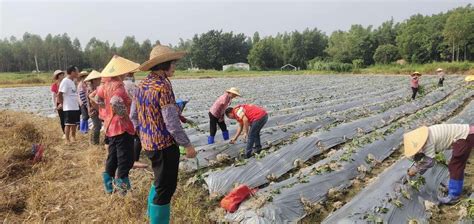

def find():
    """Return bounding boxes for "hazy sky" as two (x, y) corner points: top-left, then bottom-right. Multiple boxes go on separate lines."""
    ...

(0, 0), (472, 47)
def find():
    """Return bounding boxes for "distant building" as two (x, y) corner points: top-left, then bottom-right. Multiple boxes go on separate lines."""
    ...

(222, 63), (250, 71)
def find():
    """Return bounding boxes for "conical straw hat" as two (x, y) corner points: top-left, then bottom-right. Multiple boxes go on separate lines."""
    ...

(84, 70), (101, 81)
(225, 87), (241, 96)
(436, 68), (443, 72)
(139, 45), (186, 71)
(403, 126), (429, 157)
(101, 55), (140, 78)
(79, 71), (89, 77)
(465, 75), (474, 82)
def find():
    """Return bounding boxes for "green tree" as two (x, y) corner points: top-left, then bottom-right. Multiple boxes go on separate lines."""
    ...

(118, 36), (141, 62)
(247, 37), (283, 70)
(373, 44), (400, 64)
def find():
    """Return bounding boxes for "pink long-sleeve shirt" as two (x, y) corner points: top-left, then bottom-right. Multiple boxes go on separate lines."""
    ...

(209, 93), (232, 120)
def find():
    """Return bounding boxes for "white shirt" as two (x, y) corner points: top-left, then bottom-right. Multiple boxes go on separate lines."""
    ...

(422, 124), (470, 157)
(59, 77), (80, 111)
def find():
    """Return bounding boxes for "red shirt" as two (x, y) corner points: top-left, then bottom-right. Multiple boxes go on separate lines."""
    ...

(232, 104), (267, 123)
(411, 76), (419, 88)
(51, 82), (59, 94)
(96, 78), (135, 137)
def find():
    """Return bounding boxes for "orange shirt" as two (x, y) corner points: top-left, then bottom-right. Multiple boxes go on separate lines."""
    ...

(97, 78), (135, 137)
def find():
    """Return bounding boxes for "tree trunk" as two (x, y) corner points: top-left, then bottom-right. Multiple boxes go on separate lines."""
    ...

(452, 41), (455, 62)
(464, 45), (467, 61)
(457, 45), (460, 62)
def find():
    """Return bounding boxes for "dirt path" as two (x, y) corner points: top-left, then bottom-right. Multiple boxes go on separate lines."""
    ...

(0, 111), (213, 223)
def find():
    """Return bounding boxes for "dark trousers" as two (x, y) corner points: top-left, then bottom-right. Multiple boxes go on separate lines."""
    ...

(411, 87), (418, 100)
(105, 133), (134, 179)
(57, 109), (65, 134)
(449, 134), (474, 180)
(133, 133), (142, 162)
(146, 144), (180, 205)
(209, 112), (228, 137)
(80, 104), (89, 120)
(246, 114), (268, 157)
(438, 78), (445, 87)
(90, 115), (101, 145)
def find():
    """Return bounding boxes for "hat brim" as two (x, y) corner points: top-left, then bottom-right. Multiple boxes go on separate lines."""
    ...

(53, 72), (64, 79)
(226, 90), (241, 96)
(139, 51), (186, 71)
(403, 126), (429, 157)
(84, 71), (101, 81)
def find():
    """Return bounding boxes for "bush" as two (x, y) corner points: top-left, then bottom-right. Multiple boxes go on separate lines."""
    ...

(308, 59), (353, 72)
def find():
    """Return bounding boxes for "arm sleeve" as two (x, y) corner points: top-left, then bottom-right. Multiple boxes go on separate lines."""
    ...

(130, 100), (139, 128)
(162, 106), (191, 147)
(159, 86), (191, 147)
(414, 156), (435, 175)
(58, 81), (67, 93)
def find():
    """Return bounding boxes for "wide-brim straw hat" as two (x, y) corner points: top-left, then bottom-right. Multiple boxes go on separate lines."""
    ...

(436, 68), (443, 72)
(79, 71), (89, 77)
(53, 70), (64, 79)
(403, 126), (429, 157)
(84, 70), (101, 81)
(101, 55), (140, 78)
(226, 87), (241, 96)
(465, 75), (474, 82)
(139, 45), (186, 71)
(411, 71), (422, 76)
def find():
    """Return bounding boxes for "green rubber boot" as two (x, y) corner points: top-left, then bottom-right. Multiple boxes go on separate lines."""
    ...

(147, 184), (156, 216)
(149, 203), (170, 224)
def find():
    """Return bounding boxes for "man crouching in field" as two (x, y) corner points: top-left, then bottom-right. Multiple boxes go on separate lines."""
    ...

(226, 104), (268, 158)
(404, 124), (474, 204)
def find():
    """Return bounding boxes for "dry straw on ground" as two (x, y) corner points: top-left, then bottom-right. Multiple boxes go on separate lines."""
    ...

(0, 110), (215, 223)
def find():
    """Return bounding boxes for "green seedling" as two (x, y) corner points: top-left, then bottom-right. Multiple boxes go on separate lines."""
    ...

(409, 176), (426, 192)
(392, 199), (403, 208)
(434, 152), (447, 165)
(401, 190), (411, 200)
(462, 198), (474, 218)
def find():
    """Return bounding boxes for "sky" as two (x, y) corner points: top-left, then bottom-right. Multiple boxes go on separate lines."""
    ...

(0, 0), (472, 47)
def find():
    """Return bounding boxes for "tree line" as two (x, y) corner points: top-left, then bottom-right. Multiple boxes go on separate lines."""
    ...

(0, 5), (472, 73)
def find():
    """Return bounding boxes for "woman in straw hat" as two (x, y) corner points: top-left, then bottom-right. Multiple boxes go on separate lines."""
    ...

(207, 87), (241, 144)
(51, 70), (66, 137)
(96, 55), (139, 195)
(410, 71), (421, 100)
(404, 124), (474, 204)
(436, 68), (445, 87)
(84, 70), (102, 145)
(78, 71), (90, 134)
(136, 44), (197, 224)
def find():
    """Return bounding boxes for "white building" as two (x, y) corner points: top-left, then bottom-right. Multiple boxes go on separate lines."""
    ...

(222, 63), (250, 71)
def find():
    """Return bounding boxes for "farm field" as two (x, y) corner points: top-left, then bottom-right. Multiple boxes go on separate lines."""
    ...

(1, 74), (473, 223)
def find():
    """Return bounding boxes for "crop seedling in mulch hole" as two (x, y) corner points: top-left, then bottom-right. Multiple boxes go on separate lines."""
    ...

(409, 176), (426, 192)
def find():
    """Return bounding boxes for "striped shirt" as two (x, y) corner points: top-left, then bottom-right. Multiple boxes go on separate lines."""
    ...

(78, 81), (88, 106)
(421, 124), (470, 157)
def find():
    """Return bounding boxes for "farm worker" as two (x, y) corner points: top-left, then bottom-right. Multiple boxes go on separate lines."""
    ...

(123, 72), (148, 169)
(225, 104), (268, 158)
(51, 70), (66, 138)
(96, 55), (138, 195)
(136, 44), (197, 224)
(89, 77), (112, 150)
(58, 65), (81, 143)
(78, 70), (90, 134)
(436, 68), (445, 87)
(410, 71), (421, 100)
(404, 124), (474, 204)
(84, 70), (102, 145)
(208, 87), (241, 144)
